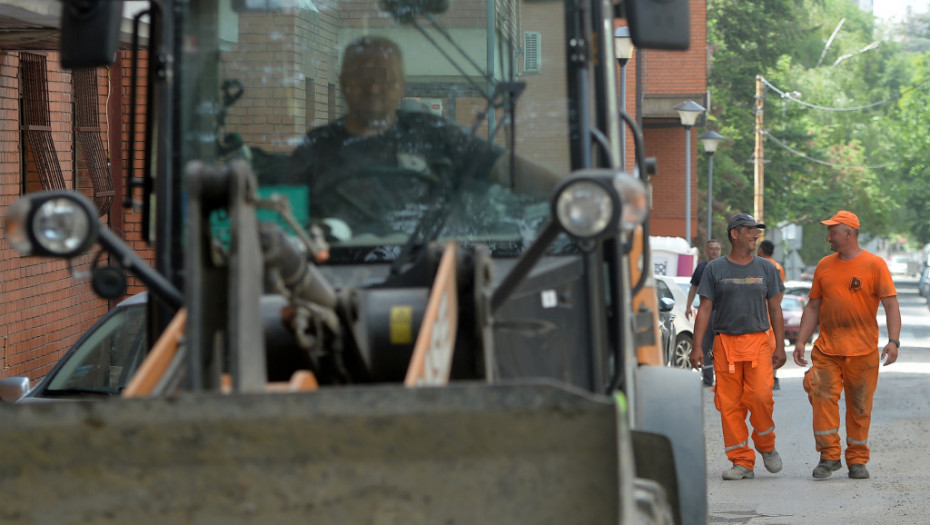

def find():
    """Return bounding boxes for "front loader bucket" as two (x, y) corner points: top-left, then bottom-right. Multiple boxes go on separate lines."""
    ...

(0, 382), (630, 524)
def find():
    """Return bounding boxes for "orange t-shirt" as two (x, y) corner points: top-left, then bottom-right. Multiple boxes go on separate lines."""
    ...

(761, 255), (785, 283)
(760, 256), (784, 347)
(808, 251), (896, 356)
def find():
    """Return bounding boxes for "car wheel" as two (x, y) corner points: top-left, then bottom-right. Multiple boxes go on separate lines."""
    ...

(672, 334), (693, 370)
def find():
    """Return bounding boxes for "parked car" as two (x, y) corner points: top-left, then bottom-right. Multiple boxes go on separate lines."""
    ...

(887, 255), (919, 277)
(655, 275), (694, 369)
(783, 280), (812, 300)
(919, 266), (930, 298)
(781, 294), (808, 344)
(0, 293), (148, 402)
(671, 275), (699, 316)
(657, 297), (676, 371)
(0, 293), (305, 403)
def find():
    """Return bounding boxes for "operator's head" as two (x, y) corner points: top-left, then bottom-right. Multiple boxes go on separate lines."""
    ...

(340, 36), (406, 135)
(758, 239), (775, 257)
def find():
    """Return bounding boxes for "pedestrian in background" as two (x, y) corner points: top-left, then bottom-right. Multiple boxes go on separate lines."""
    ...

(690, 213), (786, 480)
(758, 239), (785, 390)
(757, 240), (784, 282)
(686, 238), (723, 386)
(793, 210), (901, 480)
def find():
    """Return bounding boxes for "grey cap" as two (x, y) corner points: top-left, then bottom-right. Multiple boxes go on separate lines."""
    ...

(727, 213), (766, 233)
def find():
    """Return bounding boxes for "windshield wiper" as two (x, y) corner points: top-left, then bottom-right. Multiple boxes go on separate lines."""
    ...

(43, 388), (117, 397)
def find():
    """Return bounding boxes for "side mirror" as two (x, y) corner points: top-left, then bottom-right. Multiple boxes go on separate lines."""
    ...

(659, 296), (675, 312)
(621, 0), (690, 51)
(0, 377), (30, 402)
(60, 0), (123, 68)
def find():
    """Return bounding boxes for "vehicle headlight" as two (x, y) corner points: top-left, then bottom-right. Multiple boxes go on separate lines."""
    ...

(4, 192), (99, 257)
(554, 179), (617, 239)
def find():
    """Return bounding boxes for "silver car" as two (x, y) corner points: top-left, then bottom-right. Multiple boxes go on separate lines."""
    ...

(0, 293), (147, 402)
(655, 275), (694, 369)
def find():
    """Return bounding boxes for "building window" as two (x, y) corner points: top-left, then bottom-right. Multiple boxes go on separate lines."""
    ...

(20, 52), (66, 194)
(523, 31), (541, 74)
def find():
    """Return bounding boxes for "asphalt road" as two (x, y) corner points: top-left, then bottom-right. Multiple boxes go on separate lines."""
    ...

(701, 277), (930, 524)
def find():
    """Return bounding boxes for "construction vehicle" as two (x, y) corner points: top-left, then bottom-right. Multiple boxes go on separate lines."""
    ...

(0, 0), (706, 523)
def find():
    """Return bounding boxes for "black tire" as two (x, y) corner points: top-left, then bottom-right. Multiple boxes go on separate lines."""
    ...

(672, 333), (693, 370)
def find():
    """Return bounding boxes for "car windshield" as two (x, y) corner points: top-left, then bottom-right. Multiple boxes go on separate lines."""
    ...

(44, 304), (147, 395)
(780, 296), (804, 311)
(180, 0), (576, 263)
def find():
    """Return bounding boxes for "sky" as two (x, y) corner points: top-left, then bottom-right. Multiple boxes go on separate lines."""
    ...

(873, 0), (929, 22)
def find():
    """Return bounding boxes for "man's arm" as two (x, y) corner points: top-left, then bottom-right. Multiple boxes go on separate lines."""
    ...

(767, 293), (786, 369)
(689, 297), (713, 370)
(489, 154), (563, 200)
(792, 297), (822, 366)
(685, 285), (698, 320)
(880, 295), (902, 366)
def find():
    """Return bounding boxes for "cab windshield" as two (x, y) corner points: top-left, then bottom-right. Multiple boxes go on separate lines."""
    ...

(180, 0), (572, 261)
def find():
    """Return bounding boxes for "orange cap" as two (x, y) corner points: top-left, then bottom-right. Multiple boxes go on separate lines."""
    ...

(821, 210), (860, 229)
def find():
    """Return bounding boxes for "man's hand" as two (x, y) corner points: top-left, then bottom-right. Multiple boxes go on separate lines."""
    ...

(793, 345), (808, 367)
(685, 285), (698, 321)
(689, 348), (703, 370)
(772, 344), (787, 370)
(881, 342), (899, 366)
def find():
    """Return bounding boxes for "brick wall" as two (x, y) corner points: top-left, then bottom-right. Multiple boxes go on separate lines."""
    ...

(0, 49), (153, 382)
(642, 0), (707, 96)
(640, 0), (707, 244)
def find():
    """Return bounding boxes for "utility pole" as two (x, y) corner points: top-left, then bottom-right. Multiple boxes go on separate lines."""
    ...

(753, 75), (764, 223)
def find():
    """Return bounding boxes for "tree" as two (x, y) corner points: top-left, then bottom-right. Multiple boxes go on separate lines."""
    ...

(704, 0), (922, 265)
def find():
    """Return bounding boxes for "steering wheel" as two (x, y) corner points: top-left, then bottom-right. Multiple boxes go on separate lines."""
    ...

(311, 166), (446, 233)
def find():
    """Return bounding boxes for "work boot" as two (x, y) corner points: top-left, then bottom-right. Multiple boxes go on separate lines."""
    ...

(722, 465), (754, 480)
(761, 449), (783, 473)
(772, 377), (780, 390)
(848, 464), (870, 479)
(812, 459), (842, 479)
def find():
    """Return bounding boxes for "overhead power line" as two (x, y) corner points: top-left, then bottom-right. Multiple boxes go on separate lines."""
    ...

(760, 76), (889, 111)
(760, 75), (930, 112)
(762, 130), (891, 170)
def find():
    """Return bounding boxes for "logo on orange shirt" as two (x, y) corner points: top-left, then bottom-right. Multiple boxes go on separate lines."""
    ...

(850, 276), (862, 292)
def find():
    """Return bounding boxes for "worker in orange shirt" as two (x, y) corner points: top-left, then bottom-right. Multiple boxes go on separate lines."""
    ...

(758, 239), (785, 390)
(757, 240), (785, 282)
(793, 210), (901, 480)
(690, 213), (786, 480)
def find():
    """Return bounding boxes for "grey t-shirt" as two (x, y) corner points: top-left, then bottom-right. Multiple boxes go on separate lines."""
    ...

(697, 255), (785, 335)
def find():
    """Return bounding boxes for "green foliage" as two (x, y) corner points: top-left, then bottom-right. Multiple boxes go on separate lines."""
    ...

(704, 0), (929, 266)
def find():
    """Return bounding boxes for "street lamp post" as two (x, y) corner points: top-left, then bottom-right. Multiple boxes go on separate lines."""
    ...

(614, 26), (634, 169)
(699, 130), (724, 241)
(674, 100), (706, 245)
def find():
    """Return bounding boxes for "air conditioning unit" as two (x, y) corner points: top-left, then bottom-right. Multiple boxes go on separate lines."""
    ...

(523, 31), (541, 74)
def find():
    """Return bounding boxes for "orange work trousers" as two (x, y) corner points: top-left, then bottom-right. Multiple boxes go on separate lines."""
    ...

(712, 332), (776, 469)
(802, 347), (879, 465)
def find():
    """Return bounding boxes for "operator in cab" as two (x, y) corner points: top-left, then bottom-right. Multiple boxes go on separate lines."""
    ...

(281, 36), (560, 240)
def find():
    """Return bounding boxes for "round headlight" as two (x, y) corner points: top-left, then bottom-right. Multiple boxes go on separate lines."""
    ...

(32, 197), (94, 256)
(555, 180), (615, 238)
(4, 192), (99, 258)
